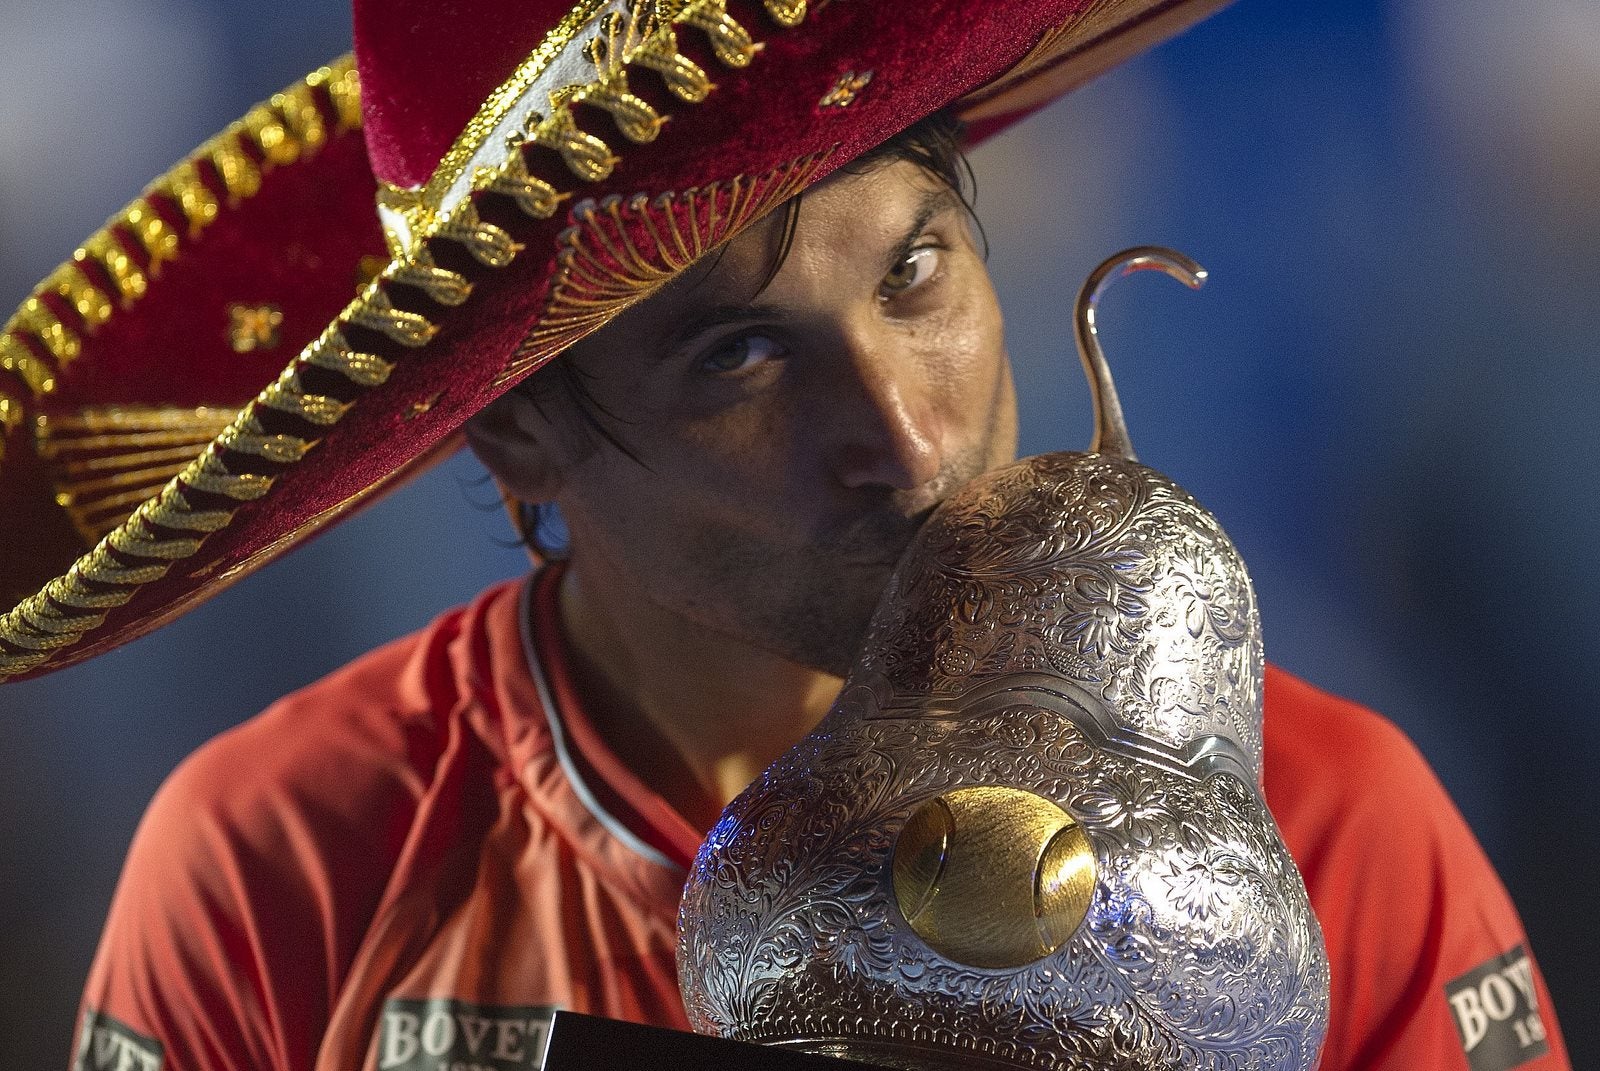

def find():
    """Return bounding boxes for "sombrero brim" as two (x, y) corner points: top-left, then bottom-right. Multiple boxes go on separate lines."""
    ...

(0, 0), (1227, 681)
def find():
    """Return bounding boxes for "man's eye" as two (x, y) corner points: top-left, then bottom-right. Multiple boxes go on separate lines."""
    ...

(700, 333), (783, 374)
(880, 246), (940, 297)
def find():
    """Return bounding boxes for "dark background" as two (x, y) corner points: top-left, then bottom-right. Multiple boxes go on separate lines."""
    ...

(2, 0), (1596, 1065)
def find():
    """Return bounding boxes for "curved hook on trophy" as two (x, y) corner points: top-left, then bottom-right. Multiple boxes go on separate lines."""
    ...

(1074, 245), (1208, 461)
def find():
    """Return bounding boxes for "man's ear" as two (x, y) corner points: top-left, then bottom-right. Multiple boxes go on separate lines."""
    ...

(464, 387), (565, 503)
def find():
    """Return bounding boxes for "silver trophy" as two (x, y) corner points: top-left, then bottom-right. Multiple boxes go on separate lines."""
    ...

(678, 249), (1330, 1070)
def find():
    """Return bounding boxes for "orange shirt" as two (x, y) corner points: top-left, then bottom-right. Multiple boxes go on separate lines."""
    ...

(74, 570), (1568, 1071)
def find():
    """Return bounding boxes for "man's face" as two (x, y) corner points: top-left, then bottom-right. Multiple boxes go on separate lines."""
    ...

(492, 157), (1018, 675)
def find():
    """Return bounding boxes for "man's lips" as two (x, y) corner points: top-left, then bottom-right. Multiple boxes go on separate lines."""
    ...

(826, 504), (939, 568)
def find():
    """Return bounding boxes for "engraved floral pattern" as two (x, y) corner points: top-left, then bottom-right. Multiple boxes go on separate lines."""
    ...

(860, 452), (1263, 767)
(678, 451), (1327, 1070)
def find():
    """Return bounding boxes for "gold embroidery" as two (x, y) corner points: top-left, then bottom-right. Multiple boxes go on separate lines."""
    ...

(404, 392), (445, 420)
(156, 160), (222, 235)
(123, 205), (180, 272)
(273, 80), (330, 157)
(49, 260), (115, 329)
(678, 0), (760, 68)
(419, 0), (613, 221)
(255, 368), (353, 426)
(107, 524), (203, 561)
(582, 11), (669, 144)
(347, 290), (441, 348)
(762, 0), (807, 29)
(377, 182), (431, 260)
(477, 157), (568, 221)
(71, 548), (171, 587)
(180, 450), (274, 499)
(502, 149), (833, 385)
(819, 69), (872, 108)
(414, 0), (780, 253)
(629, 23), (714, 103)
(15, 298), (82, 368)
(386, 253), (474, 308)
(139, 486), (234, 532)
(0, 1), (822, 677)
(78, 232), (147, 307)
(35, 406), (238, 544)
(528, 98), (621, 183)
(216, 417), (314, 465)
(317, 61), (363, 131)
(209, 137), (264, 203)
(434, 204), (524, 268)
(242, 99), (298, 168)
(1, 334), (58, 397)
(0, 391), (20, 465)
(227, 303), (285, 353)
(0, 57), (363, 406)
(300, 328), (395, 388)
(3, 598), (94, 651)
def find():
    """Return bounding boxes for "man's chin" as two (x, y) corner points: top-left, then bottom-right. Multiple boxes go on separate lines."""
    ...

(757, 565), (899, 679)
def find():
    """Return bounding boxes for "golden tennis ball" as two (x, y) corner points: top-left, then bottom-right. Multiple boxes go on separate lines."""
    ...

(892, 786), (1096, 969)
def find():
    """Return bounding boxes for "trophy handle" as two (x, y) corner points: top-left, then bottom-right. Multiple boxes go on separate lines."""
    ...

(1073, 245), (1207, 461)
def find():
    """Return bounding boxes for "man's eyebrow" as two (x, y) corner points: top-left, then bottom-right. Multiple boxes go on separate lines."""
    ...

(884, 184), (963, 276)
(661, 302), (791, 356)
(659, 183), (964, 357)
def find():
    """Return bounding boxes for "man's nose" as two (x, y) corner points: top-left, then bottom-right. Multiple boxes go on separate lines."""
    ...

(825, 327), (944, 492)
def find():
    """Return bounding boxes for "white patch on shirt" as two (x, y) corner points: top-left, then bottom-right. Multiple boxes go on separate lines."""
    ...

(1445, 944), (1550, 1071)
(74, 1010), (163, 1071)
(375, 998), (557, 1071)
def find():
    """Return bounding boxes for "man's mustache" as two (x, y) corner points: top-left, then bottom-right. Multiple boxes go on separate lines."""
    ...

(822, 458), (985, 565)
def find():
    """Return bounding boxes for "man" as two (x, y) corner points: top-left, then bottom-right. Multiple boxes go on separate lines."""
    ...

(465, 130), (1015, 829)
(0, 1), (1571, 1069)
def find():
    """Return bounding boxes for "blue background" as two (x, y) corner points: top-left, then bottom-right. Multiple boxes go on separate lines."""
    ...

(1, 0), (1596, 1065)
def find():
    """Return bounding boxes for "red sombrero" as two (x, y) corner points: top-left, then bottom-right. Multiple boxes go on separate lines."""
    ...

(0, 0), (1227, 680)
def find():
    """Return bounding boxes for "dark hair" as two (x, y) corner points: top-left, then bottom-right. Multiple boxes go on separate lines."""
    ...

(514, 110), (978, 556)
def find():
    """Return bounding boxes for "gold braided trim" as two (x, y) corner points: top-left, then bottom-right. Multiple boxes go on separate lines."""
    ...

(107, 524), (203, 561)
(180, 449), (275, 500)
(72, 552), (169, 588)
(477, 161), (569, 223)
(761, 0), (806, 28)
(215, 418), (314, 465)
(435, 205), (524, 269)
(0, 336), (56, 397)
(386, 254), (474, 308)
(503, 148), (832, 382)
(625, 21), (714, 102)
(0, 57), (362, 413)
(679, 0), (760, 67)
(421, 0), (802, 214)
(7, 597), (99, 648)
(300, 329), (396, 387)
(392, 0), (786, 258)
(347, 291), (441, 348)
(420, 0), (614, 217)
(0, 0), (813, 679)
(0, 390), (22, 465)
(123, 486), (234, 533)
(255, 368), (353, 426)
